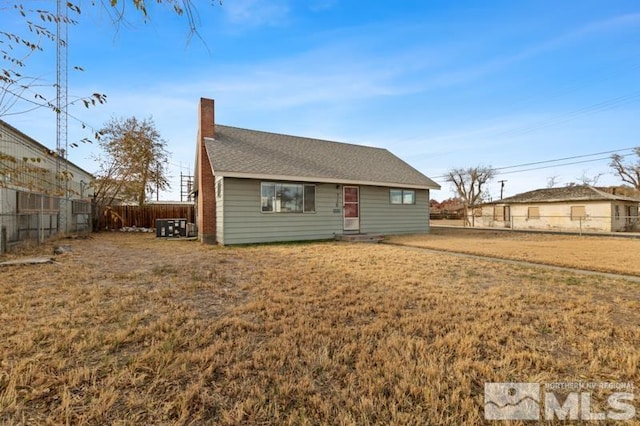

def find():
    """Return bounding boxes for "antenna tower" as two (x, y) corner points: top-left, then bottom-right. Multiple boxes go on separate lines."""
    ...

(56, 0), (69, 232)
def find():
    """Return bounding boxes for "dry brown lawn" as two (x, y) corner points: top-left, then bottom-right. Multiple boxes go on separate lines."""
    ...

(1, 233), (639, 425)
(428, 219), (465, 227)
(389, 227), (640, 276)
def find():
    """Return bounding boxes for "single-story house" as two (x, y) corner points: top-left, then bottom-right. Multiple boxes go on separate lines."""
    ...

(471, 185), (640, 232)
(194, 98), (440, 245)
(0, 119), (94, 252)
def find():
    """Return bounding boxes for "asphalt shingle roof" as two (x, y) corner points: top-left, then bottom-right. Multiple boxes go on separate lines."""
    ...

(204, 125), (440, 189)
(489, 186), (640, 204)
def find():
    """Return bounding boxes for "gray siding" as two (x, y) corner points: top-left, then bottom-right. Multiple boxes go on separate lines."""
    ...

(215, 176), (225, 245)
(219, 178), (431, 245)
(359, 186), (429, 234)
(220, 178), (342, 245)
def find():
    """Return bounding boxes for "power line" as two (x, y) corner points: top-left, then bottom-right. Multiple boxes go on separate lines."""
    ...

(493, 147), (638, 171)
(492, 90), (640, 139)
(493, 57), (640, 113)
(392, 55), (640, 152)
(496, 155), (620, 176)
(1, 87), (102, 144)
(168, 161), (192, 170)
(431, 147), (637, 181)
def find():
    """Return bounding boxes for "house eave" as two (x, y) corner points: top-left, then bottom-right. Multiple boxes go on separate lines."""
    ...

(483, 198), (640, 205)
(215, 171), (440, 190)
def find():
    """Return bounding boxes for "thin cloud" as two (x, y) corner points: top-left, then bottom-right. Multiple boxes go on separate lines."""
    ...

(308, 0), (338, 12)
(419, 13), (640, 92)
(150, 12), (639, 114)
(223, 0), (291, 27)
(166, 45), (431, 110)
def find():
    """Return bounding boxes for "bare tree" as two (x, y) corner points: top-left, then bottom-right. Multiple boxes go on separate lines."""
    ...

(546, 175), (560, 188)
(445, 166), (495, 226)
(610, 148), (640, 190)
(576, 170), (604, 186)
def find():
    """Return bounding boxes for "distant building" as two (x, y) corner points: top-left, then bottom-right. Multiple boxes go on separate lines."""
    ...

(429, 199), (465, 220)
(0, 120), (93, 252)
(471, 186), (640, 233)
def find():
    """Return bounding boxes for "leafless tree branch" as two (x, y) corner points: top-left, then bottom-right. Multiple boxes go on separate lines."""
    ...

(445, 166), (495, 226)
(610, 149), (640, 190)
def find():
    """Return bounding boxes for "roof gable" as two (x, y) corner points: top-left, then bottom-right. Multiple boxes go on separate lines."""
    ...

(203, 125), (440, 189)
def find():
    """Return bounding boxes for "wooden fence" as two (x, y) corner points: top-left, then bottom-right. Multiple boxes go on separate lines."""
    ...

(96, 203), (195, 230)
(430, 210), (464, 220)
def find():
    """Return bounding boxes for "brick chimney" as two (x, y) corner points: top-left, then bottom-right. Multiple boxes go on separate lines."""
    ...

(197, 98), (217, 244)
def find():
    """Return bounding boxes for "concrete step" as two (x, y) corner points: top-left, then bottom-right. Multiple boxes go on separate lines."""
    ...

(335, 233), (385, 243)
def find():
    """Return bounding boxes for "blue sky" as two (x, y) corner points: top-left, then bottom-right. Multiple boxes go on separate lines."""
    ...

(3, 0), (640, 201)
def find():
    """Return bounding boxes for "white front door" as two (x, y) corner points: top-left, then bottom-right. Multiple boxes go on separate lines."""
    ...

(343, 186), (360, 231)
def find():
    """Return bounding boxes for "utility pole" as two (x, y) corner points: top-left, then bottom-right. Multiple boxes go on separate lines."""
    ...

(498, 180), (507, 200)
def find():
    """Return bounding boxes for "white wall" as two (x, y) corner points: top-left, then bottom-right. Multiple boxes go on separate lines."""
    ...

(471, 201), (639, 232)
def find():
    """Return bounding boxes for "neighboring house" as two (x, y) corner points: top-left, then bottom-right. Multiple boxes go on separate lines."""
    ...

(0, 120), (93, 252)
(430, 199), (465, 220)
(194, 98), (440, 245)
(471, 186), (640, 232)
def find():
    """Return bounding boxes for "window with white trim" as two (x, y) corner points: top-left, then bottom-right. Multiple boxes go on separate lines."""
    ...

(390, 189), (416, 205)
(261, 182), (315, 213)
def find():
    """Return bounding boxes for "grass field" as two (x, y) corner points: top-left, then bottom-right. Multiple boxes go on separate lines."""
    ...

(1, 233), (639, 424)
(389, 227), (640, 276)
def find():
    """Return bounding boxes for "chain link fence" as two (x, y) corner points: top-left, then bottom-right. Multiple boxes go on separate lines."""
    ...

(468, 212), (639, 234)
(0, 189), (91, 253)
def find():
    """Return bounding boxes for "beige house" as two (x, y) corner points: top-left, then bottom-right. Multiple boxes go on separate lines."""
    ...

(472, 186), (640, 233)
